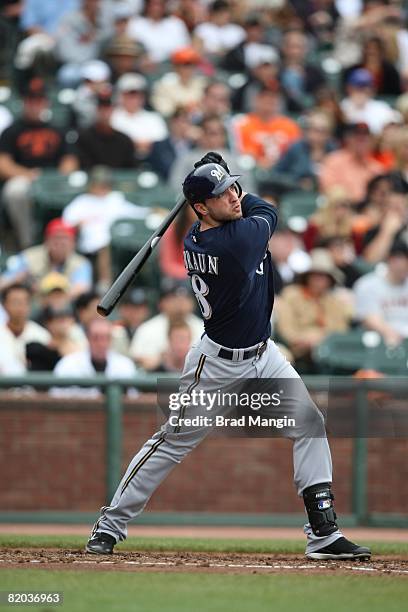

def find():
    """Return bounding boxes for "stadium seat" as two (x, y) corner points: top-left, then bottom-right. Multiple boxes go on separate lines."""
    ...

(279, 190), (321, 223)
(313, 329), (408, 375)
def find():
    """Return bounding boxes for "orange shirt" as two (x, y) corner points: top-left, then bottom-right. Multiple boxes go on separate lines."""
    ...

(319, 149), (383, 203)
(234, 114), (301, 166)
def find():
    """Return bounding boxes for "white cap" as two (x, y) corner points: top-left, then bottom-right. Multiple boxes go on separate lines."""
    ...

(116, 72), (147, 92)
(244, 44), (279, 69)
(81, 60), (111, 82)
(113, 2), (134, 20)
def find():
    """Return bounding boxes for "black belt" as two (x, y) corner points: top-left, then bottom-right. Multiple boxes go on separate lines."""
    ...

(218, 341), (267, 361)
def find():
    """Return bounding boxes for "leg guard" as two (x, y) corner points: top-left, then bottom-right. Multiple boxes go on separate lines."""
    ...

(303, 483), (338, 537)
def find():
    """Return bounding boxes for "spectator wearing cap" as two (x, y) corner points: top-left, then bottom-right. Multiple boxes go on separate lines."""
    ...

(193, 0), (245, 57)
(221, 12), (268, 73)
(279, 29), (326, 113)
(112, 287), (150, 356)
(342, 37), (402, 97)
(54, 0), (114, 87)
(52, 317), (138, 398)
(353, 243), (408, 346)
(0, 283), (50, 373)
(0, 78), (78, 249)
(231, 45), (280, 114)
(147, 107), (195, 181)
(275, 249), (352, 368)
(151, 47), (207, 117)
(38, 271), (72, 312)
(110, 72), (168, 160)
(62, 165), (149, 290)
(129, 280), (203, 370)
(0, 218), (92, 300)
(71, 60), (112, 129)
(76, 87), (136, 169)
(27, 304), (83, 371)
(319, 122), (383, 203)
(103, 35), (146, 83)
(340, 68), (401, 135)
(233, 85), (302, 168)
(127, 0), (190, 64)
(272, 109), (336, 191)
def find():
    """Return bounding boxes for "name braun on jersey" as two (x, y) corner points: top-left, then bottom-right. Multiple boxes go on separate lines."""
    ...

(183, 250), (219, 275)
(168, 414), (296, 429)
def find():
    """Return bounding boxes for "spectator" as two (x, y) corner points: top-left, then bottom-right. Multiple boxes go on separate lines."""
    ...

(193, 0), (245, 57)
(53, 317), (138, 397)
(159, 204), (197, 281)
(113, 287), (150, 355)
(147, 107), (195, 181)
(322, 235), (363, 289)
(170, 115), (254, 193)
(272, 109), (336, 191)
(275, 249), (352, 367)
(196, 80), (232, 122)
(62, 165), (149, 290)
(342, 36), (402, 96)
(233, 85), (302, 168)
(76, 87), (135, 169)
(352, 173), (394, 254)
(103, 35), (146, 83)
(151, 47), (207, 117)
(73, 290), (127, 353)
(155, 319), (192, 372)
(0, 218), (92, 299)
(110, 73), (168, 161)
(27, 304), (82, 371)
(340, 68), (401, 135)
(0, 78), (78, 249)
(362, 190), (408, 263)
(303, 186), (357, 252)
(231, 45), (280, 113)
(71, 60), (112, 129)
(55, 0), (114, 87)
(319, 122), (383, 203)
(0, 283), (50, 371)
(127, 0), (190, 64)
(354, 242), (408, 346)
(37, 271), (72, 312)
(130, 281), (203, 370)
(279, 29), (326, 113)
(221, 12), (268, 73)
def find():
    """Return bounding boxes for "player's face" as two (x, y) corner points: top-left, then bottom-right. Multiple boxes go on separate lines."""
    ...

(203, 185), (242, 224)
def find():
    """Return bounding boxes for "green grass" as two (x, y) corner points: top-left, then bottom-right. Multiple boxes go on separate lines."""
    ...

(0, 534), (407, 556)
(0, 570), (407, 612)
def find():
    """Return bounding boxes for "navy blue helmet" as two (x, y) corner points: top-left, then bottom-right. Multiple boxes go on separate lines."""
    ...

(182, 163), (241, 204)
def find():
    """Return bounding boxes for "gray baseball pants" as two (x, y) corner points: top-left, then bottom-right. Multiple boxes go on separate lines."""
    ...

(92, 336), (342, 553)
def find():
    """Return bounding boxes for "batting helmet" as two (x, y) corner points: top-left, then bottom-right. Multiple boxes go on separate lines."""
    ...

(182, 163), (241, 204)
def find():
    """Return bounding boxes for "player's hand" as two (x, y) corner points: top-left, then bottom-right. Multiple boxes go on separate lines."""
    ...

(194, 151), (230, 173)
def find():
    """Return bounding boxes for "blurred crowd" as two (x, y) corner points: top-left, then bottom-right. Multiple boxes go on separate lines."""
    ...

(0, 0), (408, 384)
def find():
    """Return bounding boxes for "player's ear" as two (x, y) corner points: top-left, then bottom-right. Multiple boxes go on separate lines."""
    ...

(194, 202), (208, 217)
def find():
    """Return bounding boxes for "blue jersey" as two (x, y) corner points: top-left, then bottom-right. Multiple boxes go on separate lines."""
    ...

(183, 193), (278, 348)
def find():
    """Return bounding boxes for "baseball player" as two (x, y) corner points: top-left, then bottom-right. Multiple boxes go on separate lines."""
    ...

(86, 152), (371, 560)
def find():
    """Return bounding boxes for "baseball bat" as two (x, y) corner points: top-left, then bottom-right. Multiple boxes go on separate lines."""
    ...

(97, 194), (187, 317)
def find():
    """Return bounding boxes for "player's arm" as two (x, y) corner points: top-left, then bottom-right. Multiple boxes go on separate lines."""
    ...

(239, 192), (278, 241)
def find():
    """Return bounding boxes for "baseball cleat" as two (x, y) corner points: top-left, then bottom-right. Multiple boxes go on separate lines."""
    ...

(85, 532), (116, 555)
(306, 537), (371, 561)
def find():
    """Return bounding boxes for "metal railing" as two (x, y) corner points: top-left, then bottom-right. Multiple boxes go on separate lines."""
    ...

(0, 374), (407, 528)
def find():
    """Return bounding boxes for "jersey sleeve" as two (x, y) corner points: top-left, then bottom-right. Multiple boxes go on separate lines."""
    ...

(222, 193), (278, 273)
